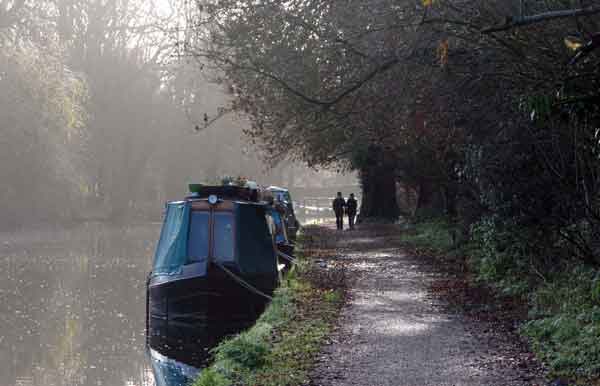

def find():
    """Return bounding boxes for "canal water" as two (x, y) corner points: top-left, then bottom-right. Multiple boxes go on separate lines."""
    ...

(0, 223), (159, 386)
(0, 208), (335, 386)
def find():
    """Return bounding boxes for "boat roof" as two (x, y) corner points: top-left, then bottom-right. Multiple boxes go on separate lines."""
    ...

(183, 197), (270, 207)
(176, 184), (273, 206)
(189, 184), (253, 198)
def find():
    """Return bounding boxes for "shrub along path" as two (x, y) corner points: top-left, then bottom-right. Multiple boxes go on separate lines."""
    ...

(308, 224), (546, 386)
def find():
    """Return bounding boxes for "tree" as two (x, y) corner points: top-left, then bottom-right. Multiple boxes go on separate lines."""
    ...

(185, 0), (439, 220)
(0, 2), (88, 228)
(425, 0), (600, 263)
(187, 0), (600, 267)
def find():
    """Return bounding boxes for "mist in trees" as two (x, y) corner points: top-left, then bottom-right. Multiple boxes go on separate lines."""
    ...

(4, 0), (600, 268)
(0, 0), (353, 231)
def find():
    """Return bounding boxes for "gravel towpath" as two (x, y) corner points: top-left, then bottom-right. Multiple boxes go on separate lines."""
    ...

(308, 224), (544, 386)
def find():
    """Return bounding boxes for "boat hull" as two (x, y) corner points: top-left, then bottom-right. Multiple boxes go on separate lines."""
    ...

(146, 263), (276, 364)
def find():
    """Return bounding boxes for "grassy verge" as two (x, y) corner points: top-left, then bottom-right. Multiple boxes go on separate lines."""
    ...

(400, 218), (456, 254)
(193, 236), (345, 386)
(401, 218), (600, 385)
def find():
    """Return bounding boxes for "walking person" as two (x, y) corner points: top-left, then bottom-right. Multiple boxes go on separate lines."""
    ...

(332, 192), (346, 230)
(346, 193), (358, 230)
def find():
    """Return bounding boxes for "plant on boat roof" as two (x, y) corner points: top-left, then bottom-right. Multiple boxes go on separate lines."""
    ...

(221, 175), (248, 187)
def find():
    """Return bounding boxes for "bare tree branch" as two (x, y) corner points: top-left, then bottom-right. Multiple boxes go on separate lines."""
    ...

(482, 6), (600, 33)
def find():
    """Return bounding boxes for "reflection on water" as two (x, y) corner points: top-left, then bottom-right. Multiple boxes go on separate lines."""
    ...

(295, 197), (356, 227)
(296, 206), (336, 226)
(300, 216), (336, 226)
(147, 309), (250, 369)
(0, 223), (159, 386)
(147, 347), (199, 386)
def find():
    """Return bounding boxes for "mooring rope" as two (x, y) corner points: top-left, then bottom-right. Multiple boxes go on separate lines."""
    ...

(277, 250), (296, 264)
(213, 261), (274, 301)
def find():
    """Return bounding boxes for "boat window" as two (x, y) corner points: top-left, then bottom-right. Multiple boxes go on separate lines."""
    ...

(153, 202), (189, 274)
(188, 211), (209, 262)
(213, 212), (235, 262)
(284, 192), (292, 203)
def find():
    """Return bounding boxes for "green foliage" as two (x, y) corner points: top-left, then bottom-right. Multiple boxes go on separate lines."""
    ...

(257, 287), (294, 327)
(477, 223), (600, 378)
(592, 271), (600, 303)
(205, 288), (294, 381)
(400, 218), (455, 253)
(0, 42), (90, 226)
(220, 176), (249, 187)
(521, 266), (600, 378)
(323, 289), (343, 304)
(194, 368), (231, 386)
(471, 219), (524, 294)
(214, 326), (271, 370)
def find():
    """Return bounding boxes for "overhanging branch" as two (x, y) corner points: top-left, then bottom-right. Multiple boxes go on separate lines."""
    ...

(482, 6), (600, 33)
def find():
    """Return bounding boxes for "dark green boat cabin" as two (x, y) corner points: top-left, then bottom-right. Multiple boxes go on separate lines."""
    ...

(147, 184), (280, 352)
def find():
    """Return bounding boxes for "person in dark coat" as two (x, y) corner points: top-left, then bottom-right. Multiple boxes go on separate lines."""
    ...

(346, 193), (358, 230)
(332, 192), (346, 230)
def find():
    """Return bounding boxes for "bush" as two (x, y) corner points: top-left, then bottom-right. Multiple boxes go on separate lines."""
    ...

(521, 266), (600, 378)
(194, 368), (231, 386)
(470, 217), (537, 296)
(400, 218), (455, 252)
(214, 327), (270, 370)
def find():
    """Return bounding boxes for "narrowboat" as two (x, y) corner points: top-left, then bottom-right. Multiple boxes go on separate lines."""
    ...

(266, 186), (299, 240)
(267, 202), (295, 270)
(147, 184), (281, 350)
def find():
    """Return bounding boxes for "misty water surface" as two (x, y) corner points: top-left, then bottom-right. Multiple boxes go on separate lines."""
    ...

(0, 223), (158, 386)
(0, 204), (340, 386)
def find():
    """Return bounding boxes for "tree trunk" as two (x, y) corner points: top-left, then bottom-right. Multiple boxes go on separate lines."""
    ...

(357, 149), (399, 222)
(415, 179), (445, 218)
